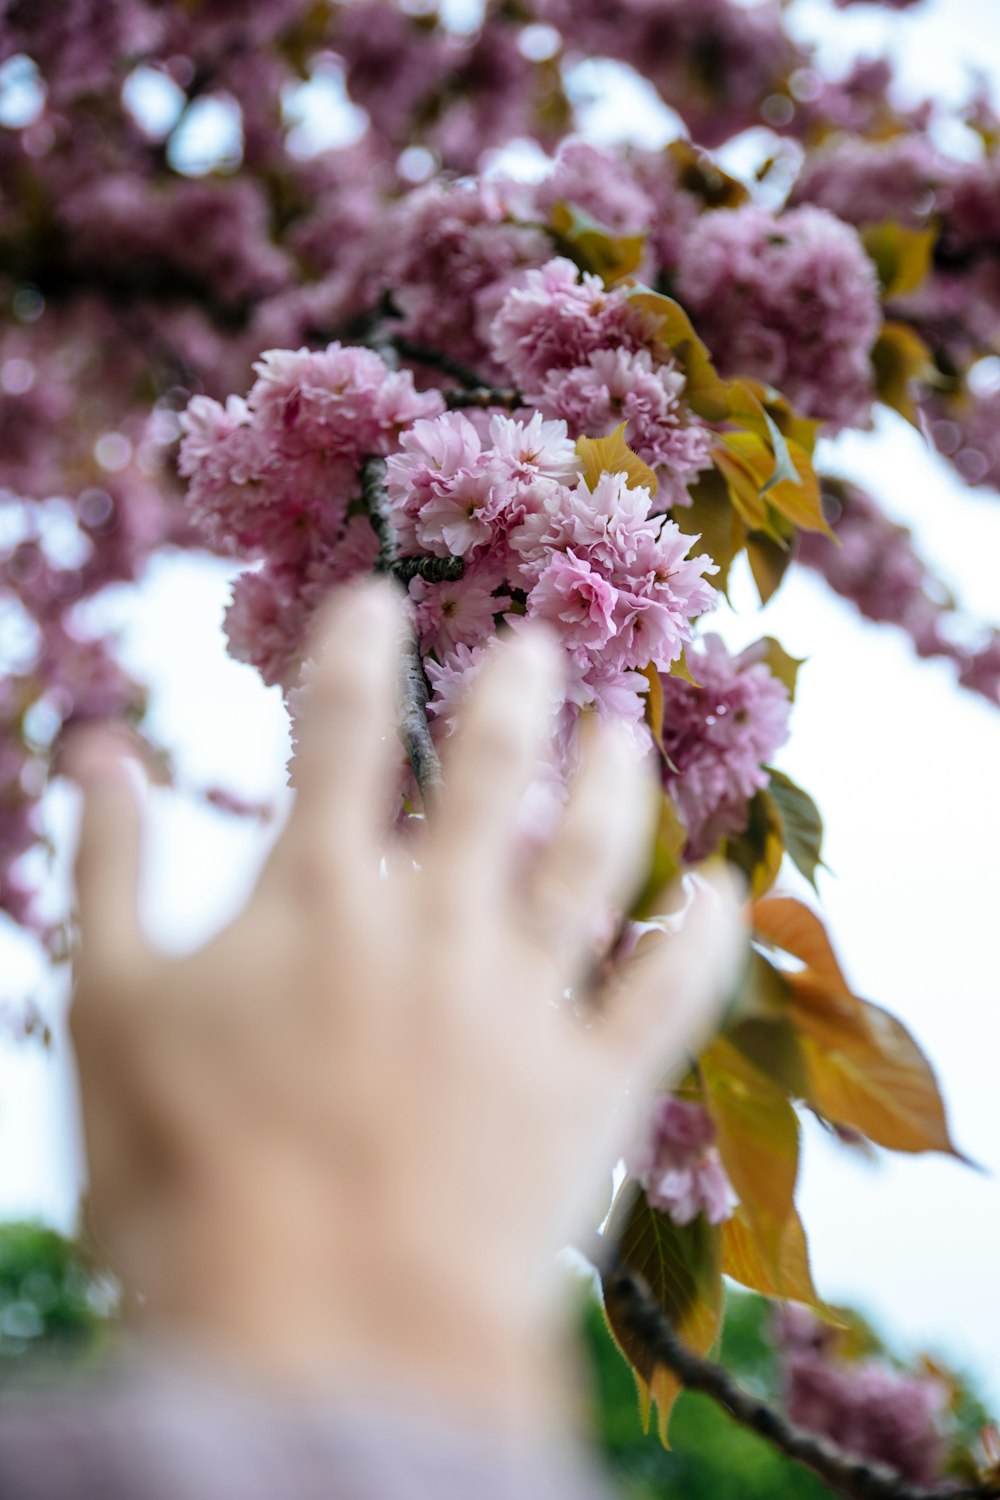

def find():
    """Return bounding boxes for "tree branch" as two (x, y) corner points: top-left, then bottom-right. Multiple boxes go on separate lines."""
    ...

(595, 1243), (1000, 1500)
(359, 456), (445, 801)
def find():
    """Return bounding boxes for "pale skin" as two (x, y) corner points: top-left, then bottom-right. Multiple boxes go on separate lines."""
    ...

(66, 578), (744, 1442)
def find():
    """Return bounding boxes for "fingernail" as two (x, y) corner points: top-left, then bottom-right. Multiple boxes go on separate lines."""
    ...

(504, 623), (562, 689)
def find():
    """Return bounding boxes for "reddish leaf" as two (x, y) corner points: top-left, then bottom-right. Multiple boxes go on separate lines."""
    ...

(753, 896), (851, 996)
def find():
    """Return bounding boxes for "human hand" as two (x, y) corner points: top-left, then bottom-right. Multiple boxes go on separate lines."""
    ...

(67, 579), (744, 1434)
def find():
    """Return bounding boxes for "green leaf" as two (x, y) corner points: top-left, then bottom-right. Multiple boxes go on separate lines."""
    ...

(723, 789), (785, 898)
(576, 422), (658, 496)
(871, 320), (934, 425)
(746, 530), (793, 605)
(728, 949), (794, 1025)
(861, 221), (938, 300)
(766, 769), (824, 889)
(674, 468), (747, 596)
(550, 200), (646, 285)
(602, 1185), (724, 1442)
(727, 1015), (812, 1099)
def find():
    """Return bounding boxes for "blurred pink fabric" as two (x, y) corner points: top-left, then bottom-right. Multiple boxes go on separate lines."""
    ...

(0, 1351), (618, 1500)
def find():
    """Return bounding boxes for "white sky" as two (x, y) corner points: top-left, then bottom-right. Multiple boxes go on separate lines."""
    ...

(1, 0), (999, 1412)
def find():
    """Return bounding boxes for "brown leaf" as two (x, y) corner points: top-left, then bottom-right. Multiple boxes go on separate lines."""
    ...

(792, 987), (962, 1156)
(753, 896), (851, 995)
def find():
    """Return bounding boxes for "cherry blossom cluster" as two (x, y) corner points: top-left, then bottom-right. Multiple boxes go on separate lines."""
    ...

(0, 495), (146, 941)
(659, 637), (792, 860)
(489, 258), (713, 504)
(676, 205), (882, 431)
(387, 407), (715, 732)
(775, 1306), (949, 1485)
(627, 1095), (734, 1227)
(178, 345), (442, 685)
(924, 384), (1000, 495)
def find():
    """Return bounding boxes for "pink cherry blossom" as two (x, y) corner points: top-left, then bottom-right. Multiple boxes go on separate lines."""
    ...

(659, 635), (791, 859)
(629, 1095), (735, 1227)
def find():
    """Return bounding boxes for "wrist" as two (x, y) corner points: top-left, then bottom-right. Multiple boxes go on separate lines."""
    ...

(133, 1196), (581, 1440)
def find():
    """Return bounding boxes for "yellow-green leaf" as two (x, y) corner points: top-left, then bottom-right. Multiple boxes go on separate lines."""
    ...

(872, 320), (934, 425)
(702, 1041), (800, 1279)
(765, 440), (831, 537)
(862, 221), (938, 300)
(753, 638), (804, 699)
(666, 140), (750, 210)
(742, 382), (821, 457)
(550, 200), (646, 285)
(722, 1203), (833, 1316)
(727, 1014), (812, 1099)
(719, 383), (826, 525)
(627, 288), (731, 421)
(712, 432), (775, 533)
(640, 662), (666, 755)
(667, 647), (701, 687)
(576, 422), (658, 496)
(602, 1185), (723, 1443)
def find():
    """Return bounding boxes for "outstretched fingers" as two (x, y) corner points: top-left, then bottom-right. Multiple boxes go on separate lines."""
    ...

(523, 720), (657, 985)
(598, 867), (747, 1088)
(65, 728), (148, 992)
(428, 627), (562, 902)
(279, 579), (406, 888)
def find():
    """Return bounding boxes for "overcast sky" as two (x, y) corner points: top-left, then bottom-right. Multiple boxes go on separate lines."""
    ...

(1, 0), (999, 1411)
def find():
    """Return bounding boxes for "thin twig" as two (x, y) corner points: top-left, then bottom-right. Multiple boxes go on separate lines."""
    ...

(593, 1241), (999, 1500)
(443, 386), (523, 410)
(386, 334), (487, 390)
(359, 456), (445, 800)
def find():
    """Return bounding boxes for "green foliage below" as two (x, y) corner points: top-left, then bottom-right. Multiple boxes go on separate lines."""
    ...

(0, 1222), (113, 1378)
(583, 1289), (835, 1500)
